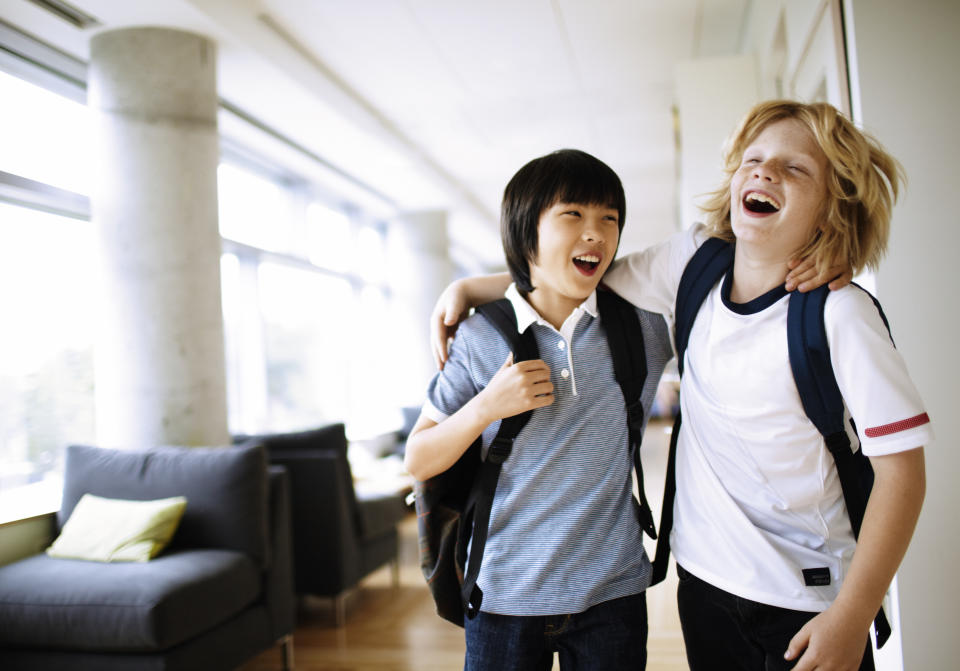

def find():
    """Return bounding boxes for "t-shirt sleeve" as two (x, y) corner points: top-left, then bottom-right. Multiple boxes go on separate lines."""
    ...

(422, 320), (482, 424)
(826, 287), (933, 456)
(603, 222), (706, 332)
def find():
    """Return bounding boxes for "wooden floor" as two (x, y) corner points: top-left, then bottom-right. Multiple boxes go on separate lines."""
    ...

(241, 418), (688, 671)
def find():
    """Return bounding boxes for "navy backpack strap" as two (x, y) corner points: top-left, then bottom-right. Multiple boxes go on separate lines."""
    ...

(596, 290), (656, 540)
(651, 237), (733, 585)
(787, 287), (847, 438)
(674, 237), (734, 375)
(459, 299), (538, 618)
(787, 284), (891, 648)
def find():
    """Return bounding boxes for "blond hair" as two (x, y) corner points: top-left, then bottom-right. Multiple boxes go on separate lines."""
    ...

(699, 100), (904, 275)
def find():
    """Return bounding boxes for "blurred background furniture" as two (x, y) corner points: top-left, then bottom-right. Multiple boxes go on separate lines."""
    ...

(235, 423), (411, 626)
(0, 442), (295, 671)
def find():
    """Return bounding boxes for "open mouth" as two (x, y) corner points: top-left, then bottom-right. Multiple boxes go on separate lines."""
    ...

(573, 254), (601, 275)
(743, 191), (781, 214)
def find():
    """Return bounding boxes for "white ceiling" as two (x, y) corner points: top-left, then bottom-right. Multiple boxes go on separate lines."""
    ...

(1, 0), (749, 269)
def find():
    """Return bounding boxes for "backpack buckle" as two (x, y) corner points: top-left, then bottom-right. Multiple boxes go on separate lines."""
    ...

(487, 437), (514, 464)
(625, 400), (645, 435)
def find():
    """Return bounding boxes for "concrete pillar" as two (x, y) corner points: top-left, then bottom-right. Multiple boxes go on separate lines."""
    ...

(386, 210), (453, 406)
(88, 27), (228, 448)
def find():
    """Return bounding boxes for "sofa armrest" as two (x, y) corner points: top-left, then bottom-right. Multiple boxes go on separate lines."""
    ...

(264, 465), (295, 640)
(267, 448), (363, 596)
(355, 490), (409, 540)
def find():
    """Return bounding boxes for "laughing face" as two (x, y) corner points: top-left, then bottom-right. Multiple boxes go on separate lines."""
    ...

(730, 118), (829, 262)
(528, 201), (620, 313)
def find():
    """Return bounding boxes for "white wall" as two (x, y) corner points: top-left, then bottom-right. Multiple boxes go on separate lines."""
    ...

(846, 1), (960, 668)
(674, 55), (761, 229)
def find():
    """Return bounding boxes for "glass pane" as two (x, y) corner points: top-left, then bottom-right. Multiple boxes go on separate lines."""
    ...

(221, 252), (269, 435)
(356, 224), (385, 284)
(349, 286), (402, 436)
(258, 261), (354, 431)
(306, 201), (353, 272)
(0, 69), (91, 194)
(0, 202), (96, 521)
(217, 163), (291, 253)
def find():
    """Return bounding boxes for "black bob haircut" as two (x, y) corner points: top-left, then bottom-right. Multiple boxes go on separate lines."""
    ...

(501, 148), (626, 294)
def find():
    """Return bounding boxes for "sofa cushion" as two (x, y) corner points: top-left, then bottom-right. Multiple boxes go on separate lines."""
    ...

(0, 549), (260, 652)
(47, 494), (187, 562)
(60, 443), (270, 568)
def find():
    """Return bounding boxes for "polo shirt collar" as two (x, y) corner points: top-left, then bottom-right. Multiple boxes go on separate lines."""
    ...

(504, 283), (598, 333)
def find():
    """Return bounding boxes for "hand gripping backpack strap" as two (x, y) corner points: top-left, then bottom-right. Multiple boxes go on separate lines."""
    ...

(459, 298), (539, 619)
(651, 237), (734, 585)
(787, 285), (892, 648)
(596, 290), (656, 539)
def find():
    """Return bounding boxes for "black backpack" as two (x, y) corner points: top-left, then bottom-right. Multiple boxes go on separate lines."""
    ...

(415, 290), (658, 626)
(649, 236), (891, 648)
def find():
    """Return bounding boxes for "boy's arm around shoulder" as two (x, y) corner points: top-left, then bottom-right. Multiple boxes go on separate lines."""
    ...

(603, 224), (699, 320)
(404, 352), (555, 481)
(431, 273), (511, 369)
(784, 446), (926, 670)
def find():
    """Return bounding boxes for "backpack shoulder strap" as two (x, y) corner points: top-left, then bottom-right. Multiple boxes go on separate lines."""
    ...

(651, 237), (733, 584)
(459, 298), (539, 618)
(473, 298), (540, 463)
(674, 237), (735, 373)
(786, 283), (895, 531)
(476, 298), (539, 361)
(786, 283), (892, 648)
(787, 286), (845, 437)
(596, 290), (656, 539)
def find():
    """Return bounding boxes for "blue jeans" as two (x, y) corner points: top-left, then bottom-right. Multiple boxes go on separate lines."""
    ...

(676, 564), (874, 671)
(463, 592), (647, 671)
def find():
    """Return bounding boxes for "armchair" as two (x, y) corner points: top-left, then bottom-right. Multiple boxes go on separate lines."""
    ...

(234, 423), (410, 625)
(0, 442), (295, 671)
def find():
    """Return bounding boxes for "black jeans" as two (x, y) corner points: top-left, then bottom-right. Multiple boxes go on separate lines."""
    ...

(676, 564), (873, 671)
(463, 592), (648, 671)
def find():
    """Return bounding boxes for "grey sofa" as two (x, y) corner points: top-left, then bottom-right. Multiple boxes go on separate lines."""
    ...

(0, 442), (295, 671)
(234, 423), (410, 625)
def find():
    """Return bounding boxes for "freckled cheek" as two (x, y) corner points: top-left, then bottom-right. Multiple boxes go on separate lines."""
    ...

(730, 172), (747, 197)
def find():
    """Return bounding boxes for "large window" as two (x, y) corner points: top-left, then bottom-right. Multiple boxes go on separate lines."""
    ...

(0, 69), (89, 194)
(218, 160), (402, 437)
(217, 163), (291, 253)
(258, 263), (355, 429)
(0, 67), (94, 523)
(0, 48), (410, 523)
(0, 203), (96, 521)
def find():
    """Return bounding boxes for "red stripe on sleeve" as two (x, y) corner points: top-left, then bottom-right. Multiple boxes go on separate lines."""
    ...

(864, 413), (930, 438)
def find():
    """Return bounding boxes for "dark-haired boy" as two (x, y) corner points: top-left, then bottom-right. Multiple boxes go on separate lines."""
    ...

(404, 149), (672, 671)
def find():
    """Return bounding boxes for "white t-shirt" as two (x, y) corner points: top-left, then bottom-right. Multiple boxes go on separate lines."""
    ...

(605, 223), (933, 611)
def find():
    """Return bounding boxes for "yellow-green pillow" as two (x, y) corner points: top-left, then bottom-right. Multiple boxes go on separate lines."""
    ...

(47, 494), (187, 562)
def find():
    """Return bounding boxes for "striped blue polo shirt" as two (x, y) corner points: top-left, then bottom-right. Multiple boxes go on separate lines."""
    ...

(422, 284), (672, 616)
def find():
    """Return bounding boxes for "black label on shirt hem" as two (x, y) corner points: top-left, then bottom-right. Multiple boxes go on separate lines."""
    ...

(802, 567), (831, 586)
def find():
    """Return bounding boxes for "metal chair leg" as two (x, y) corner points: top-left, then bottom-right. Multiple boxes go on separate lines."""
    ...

(279, 634), (295, 671)
(334, 593), (346, 627)
(390, 557), (401, 588)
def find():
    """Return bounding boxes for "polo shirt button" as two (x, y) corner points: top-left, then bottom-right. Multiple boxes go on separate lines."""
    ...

(561, 369), (570, 378)
(557, 341), (566, 350)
